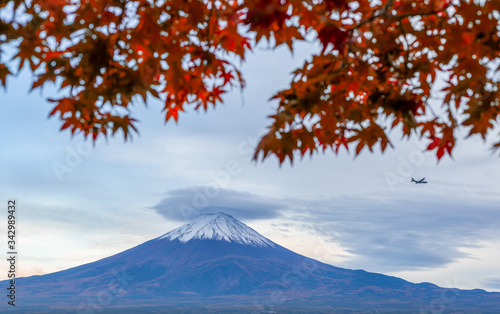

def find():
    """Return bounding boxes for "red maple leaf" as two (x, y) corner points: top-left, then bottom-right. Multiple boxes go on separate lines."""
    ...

(324, 0), (348, 11)
(317, 24), (348, 53)
(245, 1), (290, 29)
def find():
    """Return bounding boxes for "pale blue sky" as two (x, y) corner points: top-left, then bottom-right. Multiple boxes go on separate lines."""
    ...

(1, 41), (500, 292)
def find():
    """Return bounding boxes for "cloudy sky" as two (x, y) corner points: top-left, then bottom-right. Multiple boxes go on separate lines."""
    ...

(1, 40), (500, 293)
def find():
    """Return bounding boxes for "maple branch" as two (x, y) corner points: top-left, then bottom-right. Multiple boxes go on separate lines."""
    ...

(393, 1), (453, 23)
(204, 0), (216, 44)
(352, 0), (453, 33)
(425, 100), (440, 120)
(352, 0), (394, 31)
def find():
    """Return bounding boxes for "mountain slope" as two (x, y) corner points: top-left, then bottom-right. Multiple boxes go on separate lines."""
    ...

(159, 212), (276, 247)
(3, 212), (500, 312)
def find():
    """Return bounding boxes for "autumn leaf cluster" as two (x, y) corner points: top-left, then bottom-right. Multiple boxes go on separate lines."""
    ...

(253, 0), (500, 162)
(0, 0), (499, 162)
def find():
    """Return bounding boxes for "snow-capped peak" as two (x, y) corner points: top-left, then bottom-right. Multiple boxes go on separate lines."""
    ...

(158, 212), (276, 247)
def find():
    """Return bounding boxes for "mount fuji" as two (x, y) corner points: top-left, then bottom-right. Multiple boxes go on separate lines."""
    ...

(3, 212), (500, 312)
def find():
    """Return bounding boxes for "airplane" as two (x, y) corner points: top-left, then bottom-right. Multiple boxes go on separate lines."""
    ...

(411, 177), (427, 184)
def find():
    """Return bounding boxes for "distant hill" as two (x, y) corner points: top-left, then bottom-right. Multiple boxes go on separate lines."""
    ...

(3, 212), (500, 312)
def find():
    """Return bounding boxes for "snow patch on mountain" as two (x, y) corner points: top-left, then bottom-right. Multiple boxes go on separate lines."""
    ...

(158, 212), (276, 247)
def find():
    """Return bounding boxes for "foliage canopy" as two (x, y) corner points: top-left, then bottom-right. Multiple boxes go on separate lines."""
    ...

(0, 0), (499, 163)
